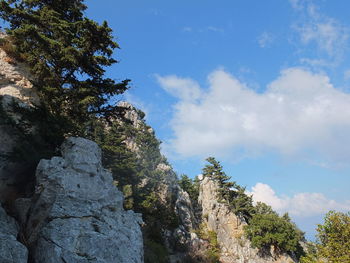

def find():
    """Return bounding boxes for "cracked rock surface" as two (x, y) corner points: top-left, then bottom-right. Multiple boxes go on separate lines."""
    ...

(199, 177), (296, 263)
(25, 137), (143, 263)
(0, 204), (28, 263)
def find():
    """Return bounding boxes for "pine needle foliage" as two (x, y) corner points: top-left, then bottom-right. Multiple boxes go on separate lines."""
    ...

(0, 0), (130, 133)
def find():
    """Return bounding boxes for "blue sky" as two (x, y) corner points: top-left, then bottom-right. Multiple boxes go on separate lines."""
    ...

(85, 0), (350, 240)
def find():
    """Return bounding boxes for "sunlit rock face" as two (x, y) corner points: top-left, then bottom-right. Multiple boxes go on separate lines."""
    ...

(199, 176), (296, 263)
(25, 137), (144, 263)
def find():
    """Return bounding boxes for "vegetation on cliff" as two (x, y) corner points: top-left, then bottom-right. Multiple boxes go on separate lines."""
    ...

(301, 211), (350, 263)
(1, 1), (349, 263)
(0, 0), (129, 165)
(196, 157), (305, 258)
(0, 1), (179, 262)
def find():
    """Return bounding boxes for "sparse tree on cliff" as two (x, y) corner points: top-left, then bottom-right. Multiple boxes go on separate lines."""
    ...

(202, 157), (255, 222)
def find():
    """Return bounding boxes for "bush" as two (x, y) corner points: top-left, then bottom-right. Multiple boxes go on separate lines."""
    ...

(244, 213), (303, 255)
(195, 223), (220, 263)
(316, 211), (350, 262)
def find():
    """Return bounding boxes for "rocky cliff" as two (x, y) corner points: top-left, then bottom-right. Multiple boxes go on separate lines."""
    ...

(0, 38), (303, 263)
(0, 203), (28, 263)
(198, 176), (296, 263)
(0, 32), (39, 203)
(117, 102), (200, 262)
(0, 137), (144, 263)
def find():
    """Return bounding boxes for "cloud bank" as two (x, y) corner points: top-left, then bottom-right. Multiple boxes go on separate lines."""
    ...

(157, 68), (350, 164)
(248, 182), (350, 217)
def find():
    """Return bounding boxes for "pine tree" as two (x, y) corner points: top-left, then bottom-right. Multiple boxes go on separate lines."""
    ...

(0, 0), (129, 132)
(202, 157), (255, 221)
(203, 157), (235, 201)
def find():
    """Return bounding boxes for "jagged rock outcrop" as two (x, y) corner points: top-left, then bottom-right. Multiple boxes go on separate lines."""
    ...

(0, 33), (39, 202)
(0, 33), (39, 106)
(198, 176), (296, 263)
(23, 137), (144, 263)
(119, 102), (200, 262)
(0, 204), (28, 263)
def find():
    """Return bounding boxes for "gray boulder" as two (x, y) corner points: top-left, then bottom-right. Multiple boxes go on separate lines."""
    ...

(26, 137), (143, 263)
(0, 204), (28, 263)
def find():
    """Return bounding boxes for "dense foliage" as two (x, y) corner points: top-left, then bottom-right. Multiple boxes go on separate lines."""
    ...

(300, 211), (350, 263)
(317, 211), (350, 262)
(0, 0), (129, 164)
(244, 211), (304, 256)
(0, 0), (129, 122)
(178, 174), (200, 203)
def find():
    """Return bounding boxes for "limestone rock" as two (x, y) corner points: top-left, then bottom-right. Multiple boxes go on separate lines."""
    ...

(26, 137), (143, 263)
(0, 33), (39, 203)
(0, 33), (39, 106)
(198, 176), (296, 263)
(0, 204), (28, 263)
(175, 188), (196, 231)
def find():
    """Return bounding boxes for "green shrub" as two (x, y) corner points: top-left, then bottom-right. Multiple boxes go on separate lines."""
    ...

(244, 213), (303, 255)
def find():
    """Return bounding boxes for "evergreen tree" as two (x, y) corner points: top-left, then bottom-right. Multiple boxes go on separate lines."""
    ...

(227, 185), (255, 222)
(203, 157), (235, 201)
(202, 157), (255, 221)
(254, 202), (276, 215)
(178, 174), (200, 203)
(0, 0), (129, 133)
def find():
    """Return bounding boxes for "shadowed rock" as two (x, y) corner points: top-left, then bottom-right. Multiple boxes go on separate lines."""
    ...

(0, 204), (28, 263)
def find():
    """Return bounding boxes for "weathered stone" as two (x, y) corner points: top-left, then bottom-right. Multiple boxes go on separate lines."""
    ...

(0, 34), (39, 203)
(26, 137), (143, 263)
(0, 204), (28, 263)
(198, 176), (296, 263)
(175, 187), (196, 231)
(14, 198), (31, 226)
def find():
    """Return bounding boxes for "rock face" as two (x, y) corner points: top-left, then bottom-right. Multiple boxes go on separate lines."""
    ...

(0, 33), (39, 202)
(24, 137), (144, 263)
(0, 33), (39, 106)
(119, 102), (200, 262)
(198, 176), (296, 263)
(0, 204), (28, 263)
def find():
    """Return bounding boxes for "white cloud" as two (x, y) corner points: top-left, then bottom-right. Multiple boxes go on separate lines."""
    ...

(298, 19), (348, 57)
(299, 58), (333, 68)
(258, 32), (274, 48)
(292, 1), (349, 63)
(248, 183), (350, 217)
(157, 68), (350, 164)
(155, 74), (202, 102)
